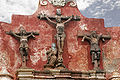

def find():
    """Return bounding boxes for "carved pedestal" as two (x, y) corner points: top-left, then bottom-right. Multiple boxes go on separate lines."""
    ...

(16, 68), (34, 80)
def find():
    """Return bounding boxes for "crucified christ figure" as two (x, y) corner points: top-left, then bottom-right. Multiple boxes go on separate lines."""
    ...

(38, 9), (80, 69)
(38, 9), (80, 53)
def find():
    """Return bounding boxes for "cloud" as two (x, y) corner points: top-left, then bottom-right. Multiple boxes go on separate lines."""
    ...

(76, 0), (95, 10)
(0, 0), (39, 23)
(77, 0), (120, 27)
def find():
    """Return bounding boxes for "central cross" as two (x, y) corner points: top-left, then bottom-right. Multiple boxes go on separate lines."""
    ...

(38, 9), (80, 69)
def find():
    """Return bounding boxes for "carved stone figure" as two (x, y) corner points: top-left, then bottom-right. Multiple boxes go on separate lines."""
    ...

(44, 43), (57, 69)
(38, 9), (80, 69)
(78, 31), (111, 70)
(38, 9), (80, 53)
(6, 26), (39, 67)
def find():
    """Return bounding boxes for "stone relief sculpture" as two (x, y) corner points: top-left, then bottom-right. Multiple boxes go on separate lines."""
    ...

(38, 9), (80, 69)
(6, 26), (39, 67)
(44, 43), (57, 69)
(78, 31), (111, 71)
(38, 9), (80, 53)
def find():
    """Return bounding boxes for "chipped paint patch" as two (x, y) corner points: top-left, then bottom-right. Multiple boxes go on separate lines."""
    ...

(8, 37), (16, 50)
(79, 24), (88, 30)
(104, 58), (120, 72)
(30, 48), (47, 65)
(40, 10), (51, 15)
(13, 53), (21, 70)
(0, 51), (10, 67)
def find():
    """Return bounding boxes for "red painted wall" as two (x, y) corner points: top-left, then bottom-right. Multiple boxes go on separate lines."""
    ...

(0, 1), (119, 80)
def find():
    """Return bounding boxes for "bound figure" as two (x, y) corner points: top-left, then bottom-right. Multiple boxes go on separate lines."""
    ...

(6, 26), (39, 67)
(79, 31), (111, 70)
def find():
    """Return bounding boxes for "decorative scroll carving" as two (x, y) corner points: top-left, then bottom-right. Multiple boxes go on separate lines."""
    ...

(40, 0), (77, 7)
(40, 0), (48, 6)
(68, 0), (77, 7)
(48, 0), (66, 6)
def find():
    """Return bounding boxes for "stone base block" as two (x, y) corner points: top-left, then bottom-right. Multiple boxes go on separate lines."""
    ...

(16, 68), (106, 80)
(16, 68), (34, 80)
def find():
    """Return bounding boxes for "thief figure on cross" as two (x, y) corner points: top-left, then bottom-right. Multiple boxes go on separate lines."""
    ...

(6, 26), (39, 67)
(78, 31), (111, 71)
(38, 9), (80, 69)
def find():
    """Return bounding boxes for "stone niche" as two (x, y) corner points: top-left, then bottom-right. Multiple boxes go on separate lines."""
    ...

(0, 0), (120, 80)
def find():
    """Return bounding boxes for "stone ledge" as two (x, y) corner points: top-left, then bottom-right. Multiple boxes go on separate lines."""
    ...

(0, 74), (14, 79)
(16, 68), (106, 80)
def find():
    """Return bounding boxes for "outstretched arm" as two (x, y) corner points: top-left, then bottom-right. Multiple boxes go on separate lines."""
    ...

(82, 36), (86, 42)
(82, 35), (91, 42)
(27, 32), (39, 39)
(45, 16), (57, 25)
(38, 13), (45, 19)
(27, 33), (35, 39)
(63, 16), (73, 24)
(6, 30), (20, 38)
(101, 34), (111, 42)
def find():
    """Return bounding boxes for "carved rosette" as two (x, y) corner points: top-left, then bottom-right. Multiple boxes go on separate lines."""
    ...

(40, 0), (77, 7)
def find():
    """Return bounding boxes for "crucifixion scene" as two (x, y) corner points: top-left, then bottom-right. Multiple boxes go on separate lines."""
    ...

(38, 9), (80, 69)
(78, 31), (111, 71)
(38, 9), (80, 53)
(0, 0), (120, 80)
(6, 26), (39, 67)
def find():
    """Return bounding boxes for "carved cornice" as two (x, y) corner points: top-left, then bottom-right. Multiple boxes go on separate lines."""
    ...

(40, 0), (77, 7)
